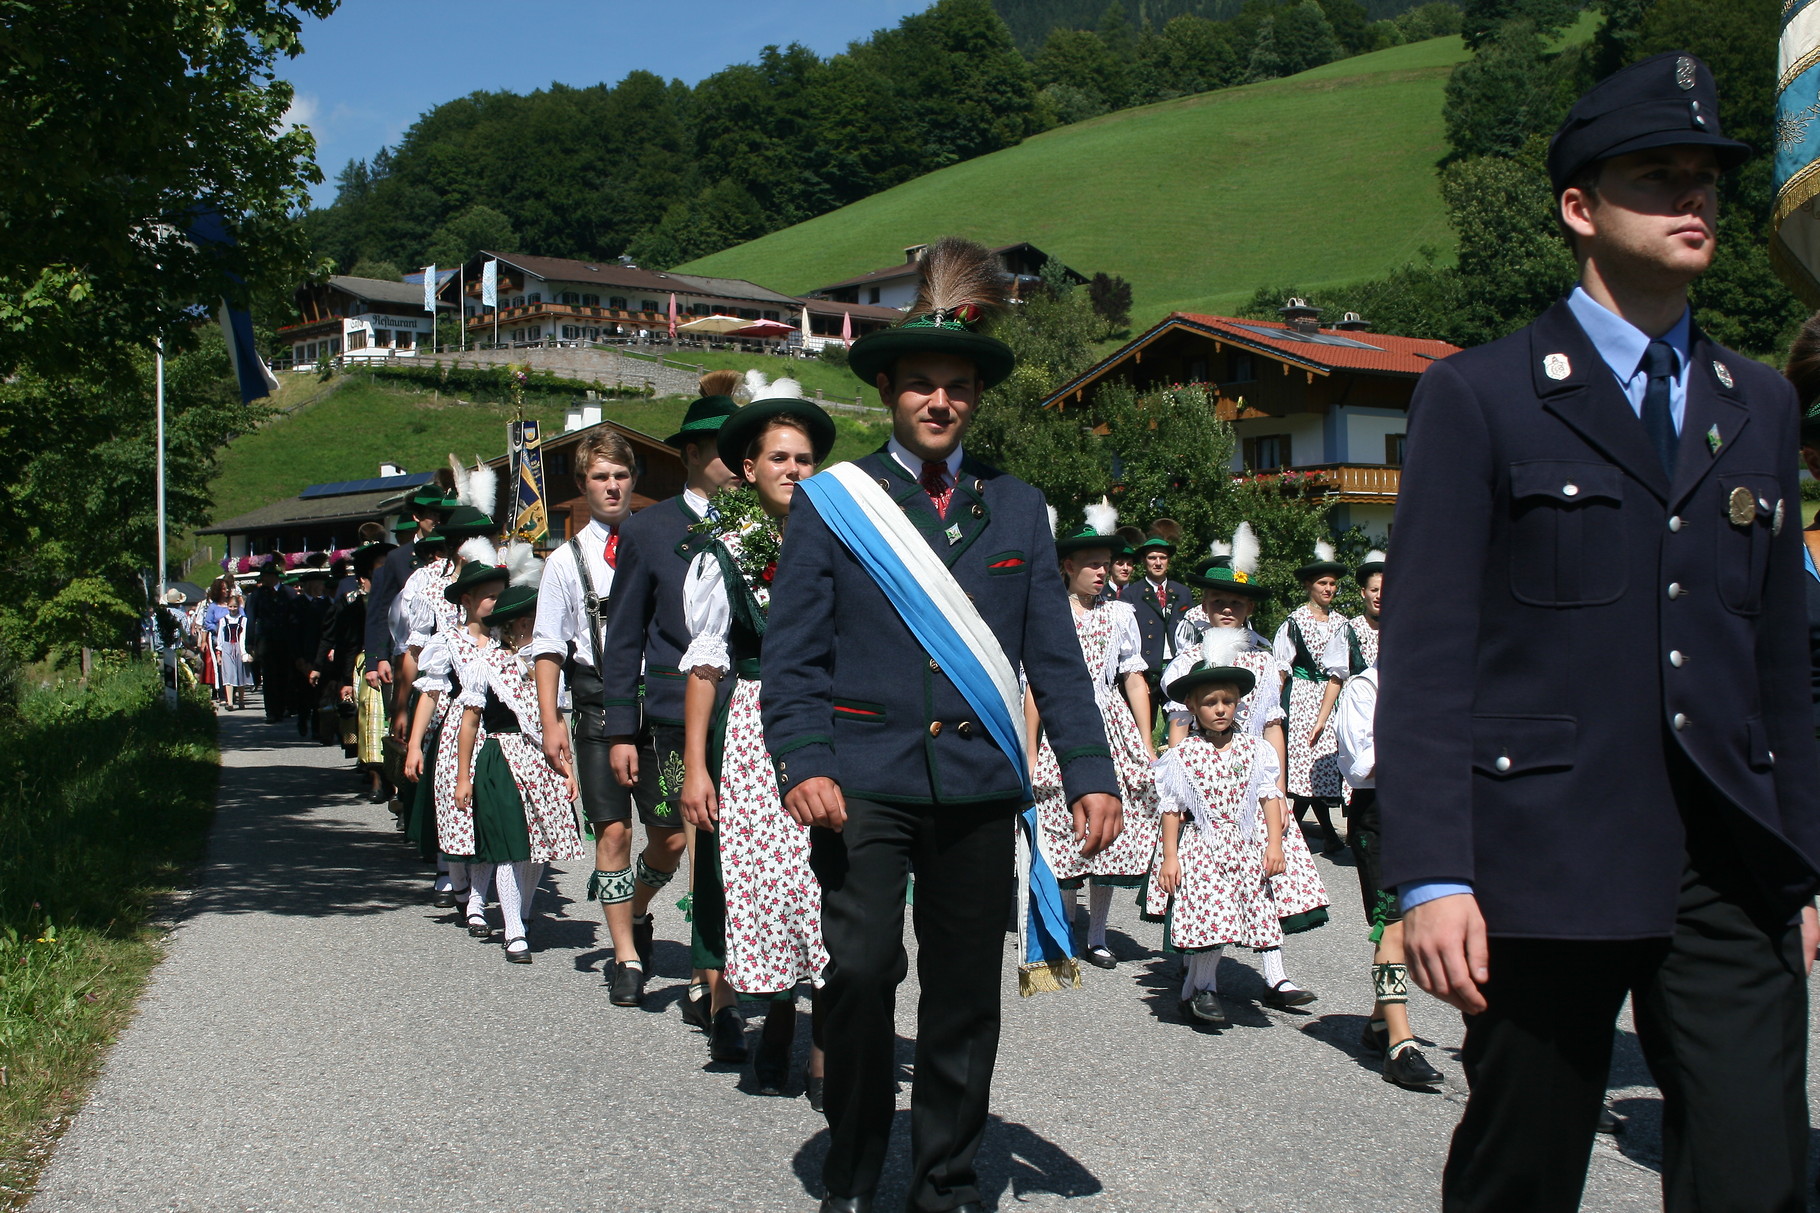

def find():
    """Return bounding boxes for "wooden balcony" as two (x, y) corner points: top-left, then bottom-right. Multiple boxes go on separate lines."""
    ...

(1243, 462), (1400, 503)
(467, 301), (669, 327)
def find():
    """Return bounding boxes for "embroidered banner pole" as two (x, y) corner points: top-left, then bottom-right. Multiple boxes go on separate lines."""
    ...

(1774, 0), (1820, 303)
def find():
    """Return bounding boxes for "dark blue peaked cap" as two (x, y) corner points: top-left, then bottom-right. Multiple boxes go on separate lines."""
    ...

(1547, 50), (1750, 194)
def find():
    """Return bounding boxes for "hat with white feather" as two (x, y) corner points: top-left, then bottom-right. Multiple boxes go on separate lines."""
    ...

(482, 541), (545, 624)
(1055, 497), (1121, 556)
(1165, 624), (1258, 703)
(1353, 548), (1386, 582)
(714, 374), (837, 472)
(1183, 522), (1269, 600)
(442, 537), (508, 603)
(1293, 537), (1347, 583)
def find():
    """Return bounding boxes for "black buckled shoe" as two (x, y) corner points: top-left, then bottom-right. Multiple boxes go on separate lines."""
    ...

(1262, 980), (1318, 1008)
(609, 962), (646, 1007)
(504, 938), (532, 965)
(1383, 1043), (1443, 1089)
(432, 888), (459, 909)
(465, 914), (492, 939)
(710, 1006), (748, 1063)
(1082, 945), (1117, 970)
(806, 1075), (825, 1114)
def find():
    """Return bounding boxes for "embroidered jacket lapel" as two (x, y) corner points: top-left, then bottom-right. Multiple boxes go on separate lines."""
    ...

(1532, 301), (1671, 504)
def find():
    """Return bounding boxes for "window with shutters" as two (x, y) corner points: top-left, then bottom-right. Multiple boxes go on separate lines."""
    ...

(1384, 434), (1406, 466)
(1242, 434), (1291, 470)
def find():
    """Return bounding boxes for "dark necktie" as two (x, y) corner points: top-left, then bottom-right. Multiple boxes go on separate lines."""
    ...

(921, 460), (952, 519)
(1641, 340), (1678, 476)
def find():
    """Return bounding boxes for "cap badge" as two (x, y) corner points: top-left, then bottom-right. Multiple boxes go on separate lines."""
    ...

(1544, 353), (1572, 380)
(1712, 360), (1734, 389)
(1728, 485), (1754, 527)
(1675, 55), (1696, 91)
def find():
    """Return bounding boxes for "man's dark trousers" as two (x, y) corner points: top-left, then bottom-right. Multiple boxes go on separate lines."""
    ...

(1443, 763), (1809, 1213)
(812, 796), (1017, 1213)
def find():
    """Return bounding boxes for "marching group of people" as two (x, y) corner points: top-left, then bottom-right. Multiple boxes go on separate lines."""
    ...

(177, 50), (1820, 1213)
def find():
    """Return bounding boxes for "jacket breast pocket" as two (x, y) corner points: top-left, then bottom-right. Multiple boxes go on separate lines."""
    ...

(1471, 713), (1577, 777)
(1508, 460), (1626, 607)
(1715, 474), (1779, 616)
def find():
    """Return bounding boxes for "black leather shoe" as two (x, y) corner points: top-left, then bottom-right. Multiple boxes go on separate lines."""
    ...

(466, 914), (492, 939)
(1082, 945), (1117, 969)
(1383, 1044), (1442, 1088)
(609, 963), (646, 1007)
(806, 1075), (825, 1113)
(504, 938), (532, 965)
(1359, 1019), (1388, 1055)
(817, 1198), (871, 1213)
(710, 1006), (748, 1063)
(1188, 990), (1227, 1025)
(632, 913), (655, 969)
(679, 985), (711, 1031)
(432, 889), (459, 909)
(1262, 981), (1318, 1008)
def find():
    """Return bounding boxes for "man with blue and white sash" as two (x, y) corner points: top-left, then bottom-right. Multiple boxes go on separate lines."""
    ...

(764, 238), (1122, 1213)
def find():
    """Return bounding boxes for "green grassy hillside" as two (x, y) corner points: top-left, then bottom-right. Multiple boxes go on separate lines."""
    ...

(204, 372), (890, 528)
(680, 36), (1468, 320)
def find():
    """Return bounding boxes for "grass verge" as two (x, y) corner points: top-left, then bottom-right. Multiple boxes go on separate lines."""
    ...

(0, 660), (219, 1208)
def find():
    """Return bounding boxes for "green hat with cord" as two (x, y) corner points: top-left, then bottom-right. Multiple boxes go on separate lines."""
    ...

(443, 556), (509, 604)
(482, 584), (539, 626)
(1293, 538), (1347, 582)
(715, 384), (837, 472)
(847, 237), (1015, 390)
(665, 370), (743, 450)
(427, 505), (494, 543)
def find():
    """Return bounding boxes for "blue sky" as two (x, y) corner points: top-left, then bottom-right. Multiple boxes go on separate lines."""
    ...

(281, 0), (931, 207)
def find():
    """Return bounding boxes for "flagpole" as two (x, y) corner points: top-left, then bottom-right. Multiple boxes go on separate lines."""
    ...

(459, 264), (466, 353)
(155, 339), (167, 607)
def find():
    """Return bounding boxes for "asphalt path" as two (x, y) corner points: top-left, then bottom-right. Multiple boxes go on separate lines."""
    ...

(26, 696), (1820, 1212)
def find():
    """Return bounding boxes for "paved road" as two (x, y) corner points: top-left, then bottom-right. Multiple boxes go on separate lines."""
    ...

(26, 699), (1817, 1212)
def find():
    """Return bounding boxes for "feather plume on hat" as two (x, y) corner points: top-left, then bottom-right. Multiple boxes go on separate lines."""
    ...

(1361, 548), (1386, 566)
(1148, 518), (1183, 545)
(447, 453), (470, 506)
(1314, 539), (1337, 563)
(1199, 625), (1251, 669)
(1232, 522), (1260, 578)
(1083, 497), (1117, 537)
(1209, 538), (1232, 558)
(503, 540), (543, 589)
(458, 536), (499, 568)
(751, 377), (804, 403)
(906, 236), (1010, 327)
(700, 369), (744, 400)
(465, 456), (498, 515)
(1046, 504), (1059, 538)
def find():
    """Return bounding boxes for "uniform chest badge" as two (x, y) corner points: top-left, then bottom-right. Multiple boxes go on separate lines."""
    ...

(1706, 424), (1722, 455)
(1713, 360), (1734, 389)
(945, 523), (962, 546)
(1728, 485), (1755, 527)
(1543, 353), (1572, 380)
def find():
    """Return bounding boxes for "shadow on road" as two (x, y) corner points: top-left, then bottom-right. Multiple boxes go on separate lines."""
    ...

(790, 1110), (1102, 1205)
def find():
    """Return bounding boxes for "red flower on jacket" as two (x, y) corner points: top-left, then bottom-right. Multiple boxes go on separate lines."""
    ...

(762, 562), (776, 583)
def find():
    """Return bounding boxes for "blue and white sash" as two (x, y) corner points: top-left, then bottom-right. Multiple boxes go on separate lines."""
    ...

(798, 462), (1079, 991)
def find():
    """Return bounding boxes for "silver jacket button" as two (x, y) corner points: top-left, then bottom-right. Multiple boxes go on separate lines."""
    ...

(1667, 582), (1683, 599)
(1668, 516), (1682, 532)
(1673, 713), (1689, 731)
(1494, 754), (1512, 773)
(1669, 650), (1684, 667)
(1562, 483), (1579, 497)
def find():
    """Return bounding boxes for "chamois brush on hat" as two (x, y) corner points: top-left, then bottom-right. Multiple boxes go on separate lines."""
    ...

(1294, 538), (1346, 582)
(847, 236), (1015, 389)
(1056, 497), (1122, 556)
(666, 369), (743, 449)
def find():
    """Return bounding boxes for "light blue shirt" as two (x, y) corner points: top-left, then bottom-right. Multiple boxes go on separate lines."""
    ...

(1565, 285), (1691, 435)
(1398, 289), (1696, 915)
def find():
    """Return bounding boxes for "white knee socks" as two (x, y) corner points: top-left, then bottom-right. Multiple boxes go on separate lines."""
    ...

(1184, 948), (1222, 994)
(1087, 884), (1114, 949)
(495, 862), (524, 944)
(464, 863), (492, 922)
(435, 858), (458, 895)
(515, 862), (543, 920)
(1259, 946), (1297, 989)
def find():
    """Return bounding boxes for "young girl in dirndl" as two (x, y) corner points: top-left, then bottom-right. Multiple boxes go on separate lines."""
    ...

(452, 544), (584, 964)
(1031, 501), (1158, 971)
(214, 594), (253, 711)
(1275, 540), (1351, 855)
(1145, 633), (1289, 1028)
(1162, 524), (1327, 1007)
(680, 384), (835, 1101)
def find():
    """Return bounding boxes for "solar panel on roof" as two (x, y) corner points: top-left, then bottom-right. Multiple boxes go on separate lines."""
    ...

(1226, 322), (1383, 351)
(298, 472), (436, 500)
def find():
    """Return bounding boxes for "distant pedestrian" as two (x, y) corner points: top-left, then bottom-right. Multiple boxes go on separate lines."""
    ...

(214, 595), (252, 711)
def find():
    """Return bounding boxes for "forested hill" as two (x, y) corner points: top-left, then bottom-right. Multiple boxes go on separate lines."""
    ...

(302, 0), (1461, 282)
(990, 0), (1439, 55)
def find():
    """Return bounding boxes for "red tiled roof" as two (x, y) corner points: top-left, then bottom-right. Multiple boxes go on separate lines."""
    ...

(1168, 312), (1460, 376)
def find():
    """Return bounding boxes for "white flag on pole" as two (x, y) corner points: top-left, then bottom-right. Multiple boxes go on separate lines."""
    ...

(423, 265), (437, 313)
(482, 259), (498, 308)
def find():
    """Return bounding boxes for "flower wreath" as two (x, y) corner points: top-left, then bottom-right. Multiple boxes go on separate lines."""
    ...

(688, 486), (783, 593)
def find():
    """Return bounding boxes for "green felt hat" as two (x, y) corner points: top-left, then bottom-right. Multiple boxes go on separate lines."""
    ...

(665, 395), (739, 449)
(716, 396), (838, 472)
(409, 486), (456, 511)
(352, 543), (394, 579)
(429, 505), (495, 542)
(1166, 662), (1257, 704)
(1055, 525), (1121, 558)
(443, 559), (508, 604)
(1182, 555), (1270, 600)
(847, 319), (1014, 391)
(1133, 536), (1176, 558)
(483, 585), (539, 626)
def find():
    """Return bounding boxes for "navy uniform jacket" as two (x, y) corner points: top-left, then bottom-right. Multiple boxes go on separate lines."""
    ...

(599, 495), (704, 732)
(1378, 300), (1820, 939)
(364, 540), (416, 665)
(762, 449), (1119, 807)
(1119, 578), (1193, 672)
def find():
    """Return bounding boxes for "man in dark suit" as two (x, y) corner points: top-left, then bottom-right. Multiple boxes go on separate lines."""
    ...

(1119, 534), (1192, 718)
(763, 237), (1122, 1213)
(598, 391), (740, 1013)
(363, 487), (452, 734)
(1378, 52), (1820, 1212)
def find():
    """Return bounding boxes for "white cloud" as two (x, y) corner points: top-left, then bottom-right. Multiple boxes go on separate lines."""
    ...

(283, 91), (319, 132)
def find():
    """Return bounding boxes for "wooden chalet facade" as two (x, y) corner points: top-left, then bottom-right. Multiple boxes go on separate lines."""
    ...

(1041, 302), (1460, 535)
(280, 276), (451, 368)
(808, 241), (1087, 310)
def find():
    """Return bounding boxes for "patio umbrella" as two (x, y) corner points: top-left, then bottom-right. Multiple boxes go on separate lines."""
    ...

(728, 319), (797, 339)
(677, 314), (754, 335)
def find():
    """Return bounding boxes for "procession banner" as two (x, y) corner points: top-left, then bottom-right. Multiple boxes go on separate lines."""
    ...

(509, 419), (548, 543)
(481, 259), (498, 308)
(1774, 0), (1820, 304)
(422, 265), (436, 313)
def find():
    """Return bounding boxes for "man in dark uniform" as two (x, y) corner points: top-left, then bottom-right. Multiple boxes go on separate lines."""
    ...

(1118, 534), (1192, 719)
(598, 388), (741, 1014)
(247, 560), (293, 722)
(764, 237), (1122, 1213)
(1379, 52), (1820, 1212)
(362, 486), (453, 711)
(287, 568), (335, 739)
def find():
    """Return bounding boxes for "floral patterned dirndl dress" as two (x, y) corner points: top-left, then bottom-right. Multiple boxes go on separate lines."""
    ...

(456, 646), (584, 864)
(403, 557), (459, 651)
(1033, 600), (1159, 885)
(420, 627), (491, 857)
(1161, 628), (1328, 927)
(1142, 734), (1283, 952)
(1274, 605), (1350, 800)
(682, 524), (827, 996)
